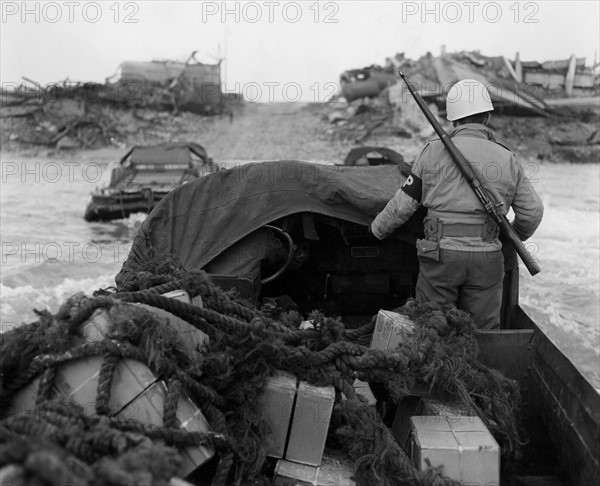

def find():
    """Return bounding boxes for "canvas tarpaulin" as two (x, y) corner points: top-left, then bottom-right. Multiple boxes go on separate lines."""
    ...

(115, 160), (420, 286)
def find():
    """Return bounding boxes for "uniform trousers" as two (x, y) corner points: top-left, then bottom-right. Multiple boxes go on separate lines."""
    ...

(415, 247), (504, 329)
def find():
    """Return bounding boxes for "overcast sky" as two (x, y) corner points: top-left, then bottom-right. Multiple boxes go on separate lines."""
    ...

(2, 1), (599, 101)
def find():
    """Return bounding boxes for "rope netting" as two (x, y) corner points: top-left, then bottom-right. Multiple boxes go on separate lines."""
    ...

(0, 269), (522, 486)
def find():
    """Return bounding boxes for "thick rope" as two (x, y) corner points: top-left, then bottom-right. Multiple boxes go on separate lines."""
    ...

(96, 352), (119, 416)
(0, 271), (522, 486)
(35, 367), (56, 408)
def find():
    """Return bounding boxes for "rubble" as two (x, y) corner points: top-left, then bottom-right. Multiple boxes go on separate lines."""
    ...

(341, 50), (599, 111)
(0, 85), (225, 152)
(1, 52), (244, 151)
(325, 49), (599, 163)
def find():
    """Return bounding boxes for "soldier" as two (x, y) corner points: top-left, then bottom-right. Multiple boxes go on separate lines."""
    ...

(370, 79), (544, 329)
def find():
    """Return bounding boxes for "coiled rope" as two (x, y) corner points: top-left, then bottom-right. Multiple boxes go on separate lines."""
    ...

(0, 269), (521, 486)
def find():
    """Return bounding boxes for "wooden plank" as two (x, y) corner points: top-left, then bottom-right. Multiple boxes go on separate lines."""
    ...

(524, 71), (598, 92)
(504, 56), (520, 83)
(565, 55), (577, 97)
(541, 58), (586, 71)
(545, 96), (600, 107)
(515, 52), (523, 83)
(524, 72), (565, 90)
(573, 73), (598, 89)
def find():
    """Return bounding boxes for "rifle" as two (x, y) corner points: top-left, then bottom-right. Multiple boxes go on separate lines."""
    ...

(398, 72), (541, 276)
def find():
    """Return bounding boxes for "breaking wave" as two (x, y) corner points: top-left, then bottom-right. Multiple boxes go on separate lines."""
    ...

(1, 274), (116, 329)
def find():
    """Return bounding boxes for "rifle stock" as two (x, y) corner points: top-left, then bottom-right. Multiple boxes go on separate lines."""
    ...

(398, 72), (540, 276)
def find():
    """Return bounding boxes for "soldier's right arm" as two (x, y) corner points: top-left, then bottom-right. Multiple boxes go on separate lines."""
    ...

(510, 157), (544, 240)
(371, 148), (427, 239)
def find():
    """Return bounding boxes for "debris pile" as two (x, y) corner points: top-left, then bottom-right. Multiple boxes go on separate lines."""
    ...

(518, 56), (599, 98)
(322, 93), (401, 144)
(0, 79), (241, 151)
(1, 54), (243, 152)
(324, 50), (599, 163)
(490, 115), (600, 163)
(111, 55), (226, 115)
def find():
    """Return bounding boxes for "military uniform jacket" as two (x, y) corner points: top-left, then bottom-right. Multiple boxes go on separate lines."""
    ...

(371, 124), (544, 251)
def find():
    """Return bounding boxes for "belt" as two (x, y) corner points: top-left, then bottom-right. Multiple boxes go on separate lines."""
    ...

(442, 223), (487, 237)
(424, 218), (499, 242)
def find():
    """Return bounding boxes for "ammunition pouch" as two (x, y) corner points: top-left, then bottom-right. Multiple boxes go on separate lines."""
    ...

(423, 218), (439, 241)
(416, 238), (440, 262)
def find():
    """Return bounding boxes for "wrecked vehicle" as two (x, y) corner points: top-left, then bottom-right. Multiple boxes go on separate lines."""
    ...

(83, 142), (216, 222)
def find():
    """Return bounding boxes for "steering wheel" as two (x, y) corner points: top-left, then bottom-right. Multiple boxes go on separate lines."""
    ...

(261, 225), (295, 285)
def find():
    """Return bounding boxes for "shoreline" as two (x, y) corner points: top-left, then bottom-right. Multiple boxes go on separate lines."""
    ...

(2, 101), (598, 164)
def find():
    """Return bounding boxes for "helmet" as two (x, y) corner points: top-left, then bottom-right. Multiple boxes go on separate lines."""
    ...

(446, 79), (494, 121)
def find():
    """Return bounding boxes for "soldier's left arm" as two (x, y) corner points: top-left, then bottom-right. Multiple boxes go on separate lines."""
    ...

(510, 156), (544, 240)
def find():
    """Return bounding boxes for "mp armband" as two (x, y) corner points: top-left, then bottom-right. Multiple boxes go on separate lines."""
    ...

(401, 173), (422, 202)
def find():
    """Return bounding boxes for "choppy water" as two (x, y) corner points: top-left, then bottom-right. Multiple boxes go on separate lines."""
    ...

(517, 163), (600, 389)
(1, 154), (599, 388)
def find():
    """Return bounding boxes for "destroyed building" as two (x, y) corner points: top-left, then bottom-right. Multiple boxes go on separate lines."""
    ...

(0, 54), (235, 151)
(341, 50), (599, 116)
(328, 50), (599, 163)
(112, 59), (223, 114)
